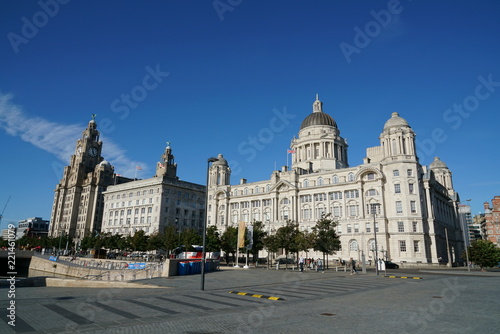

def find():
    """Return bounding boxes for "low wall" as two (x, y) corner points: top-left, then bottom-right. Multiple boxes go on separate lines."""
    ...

(29, 255), (163, 281)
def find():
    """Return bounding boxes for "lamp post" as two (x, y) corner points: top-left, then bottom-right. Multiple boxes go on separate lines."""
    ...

(201, 157), (218, 291)
(371, 203), (380, 275)
(461, 199), (472, 272)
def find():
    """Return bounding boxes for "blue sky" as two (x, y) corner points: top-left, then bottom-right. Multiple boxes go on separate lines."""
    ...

(1, 0), (499, 230)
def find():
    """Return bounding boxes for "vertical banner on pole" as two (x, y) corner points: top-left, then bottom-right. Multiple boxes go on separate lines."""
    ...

(238, 221), (246, 248)
(246, 225), (253, 250)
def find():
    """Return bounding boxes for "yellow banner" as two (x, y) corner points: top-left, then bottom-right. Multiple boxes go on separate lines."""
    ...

(237, 221), (246, 248)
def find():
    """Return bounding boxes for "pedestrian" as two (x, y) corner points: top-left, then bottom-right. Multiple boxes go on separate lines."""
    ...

(299, 256), (305, 272)
(317, 258), (323, 272)
(350, 257), (357, 275)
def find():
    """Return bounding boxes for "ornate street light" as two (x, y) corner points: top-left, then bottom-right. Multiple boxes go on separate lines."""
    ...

(201, 157), (218, 291)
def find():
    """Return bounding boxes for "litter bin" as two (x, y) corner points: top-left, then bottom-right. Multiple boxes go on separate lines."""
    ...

(178, 261), (188, 275)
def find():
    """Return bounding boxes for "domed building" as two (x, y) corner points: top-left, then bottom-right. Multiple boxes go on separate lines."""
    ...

(207, 96), (464, 267)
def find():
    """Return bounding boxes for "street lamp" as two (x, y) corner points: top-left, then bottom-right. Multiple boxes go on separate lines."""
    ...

(371, 203), (380, 275)
(201, 156), (218, 291)
(461, 199), (472, 272)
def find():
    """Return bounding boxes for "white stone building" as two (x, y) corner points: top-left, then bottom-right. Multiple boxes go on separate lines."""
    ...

(102, 145), (206, 236)
(207, 97), (465, 266)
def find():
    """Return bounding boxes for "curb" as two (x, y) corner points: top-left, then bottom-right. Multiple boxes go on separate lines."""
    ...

(229, 291), (285, 301)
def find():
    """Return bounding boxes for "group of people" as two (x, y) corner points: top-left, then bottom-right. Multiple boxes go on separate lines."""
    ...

(298, 257), (324, 272)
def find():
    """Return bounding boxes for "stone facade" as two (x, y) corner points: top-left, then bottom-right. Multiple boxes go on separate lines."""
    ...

(207, 97), (465, 266)
(49, 118), (117, 244)
(483, 196), (500, 246)
(101, 145), (206, 236)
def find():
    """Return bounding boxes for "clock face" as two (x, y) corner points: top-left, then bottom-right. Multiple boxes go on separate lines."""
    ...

(88, 148), (98, 157)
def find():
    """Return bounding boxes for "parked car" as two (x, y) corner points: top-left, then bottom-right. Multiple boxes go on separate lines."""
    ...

(384, 261), (399, 269)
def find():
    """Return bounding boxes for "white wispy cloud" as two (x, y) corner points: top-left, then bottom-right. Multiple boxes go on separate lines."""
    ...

(0, 92), (146, 177)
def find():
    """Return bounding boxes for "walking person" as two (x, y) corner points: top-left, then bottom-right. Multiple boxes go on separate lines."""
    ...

(316, 258), (323, 272)
(349, 257), (357, 275)
(299, 256), (305, 272)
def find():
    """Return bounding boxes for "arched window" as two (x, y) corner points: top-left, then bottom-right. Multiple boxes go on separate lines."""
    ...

(332, 175), (339, 184)
(304, 179), (309, 187)
(255, 186), (259, 194)
(348, 173), (355, 182)
(244, 188), (248, 195)
(266, 184), (271, 192)
(317, 177), (324, 186)
(264, 209), (271, 221)
(349, 240), (359, 251)
(252, 209), (260, 221)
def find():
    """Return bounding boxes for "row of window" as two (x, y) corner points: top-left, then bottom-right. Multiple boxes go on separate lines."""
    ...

(220, 200), (416, 221)
(110, 198), (155, 208)
(341, 221), (419, 234)
(347, 239), (420, 253)
(107, 216), (153, 226)
(228, 169), (414, 197)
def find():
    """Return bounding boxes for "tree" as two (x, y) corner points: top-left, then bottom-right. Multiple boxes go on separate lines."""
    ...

(312, 213), (341, 266)
(180, 228), (202, 250)
(103, 233), (126, 250)
(128, 230), (149, 252)
(147, 232), (164, 251)
(162, 225), (178, 256)
(467, 240), (500, 271)
(275, 221), (301, 267)
(296, 230), (315, 258)
(221, 226), (238, 264)
(206, 225), (221, 252)
(249, 221), (267, 262)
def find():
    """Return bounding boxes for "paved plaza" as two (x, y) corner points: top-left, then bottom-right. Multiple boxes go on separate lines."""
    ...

(1, 267), (500, 333)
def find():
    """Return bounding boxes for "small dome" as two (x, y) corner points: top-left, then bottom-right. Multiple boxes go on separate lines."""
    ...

(300, 96), (337, 130)
(300, 112), (337, 130)
(429, 157), (448, 169)
(99, 160), (111, 167)
(213, 154), (228, 166)
(383, 112), (409, 130)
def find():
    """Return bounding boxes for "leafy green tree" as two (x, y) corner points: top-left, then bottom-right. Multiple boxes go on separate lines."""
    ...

(162, 225), (179, 256)
(0, 237), (9, 248)
(275, 221), (301, 267)
(296, 230), (315, 257)
(263, 234), (280, 267)
(128, 230), (149, 252)
(103, 233), (125, 250)
(80, 235), (96, 251)
(180, 228), (202, 250)
(206, 225), (221, 252)
(249, 221), (267, 262)
(467, 240), (500, 271)
(221, 226), (238, 264)
(312, 213), (341, 266)
(147, 232), (164, 251)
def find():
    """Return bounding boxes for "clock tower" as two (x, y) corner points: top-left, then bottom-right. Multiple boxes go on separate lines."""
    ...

(49, 116), (116, 247)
